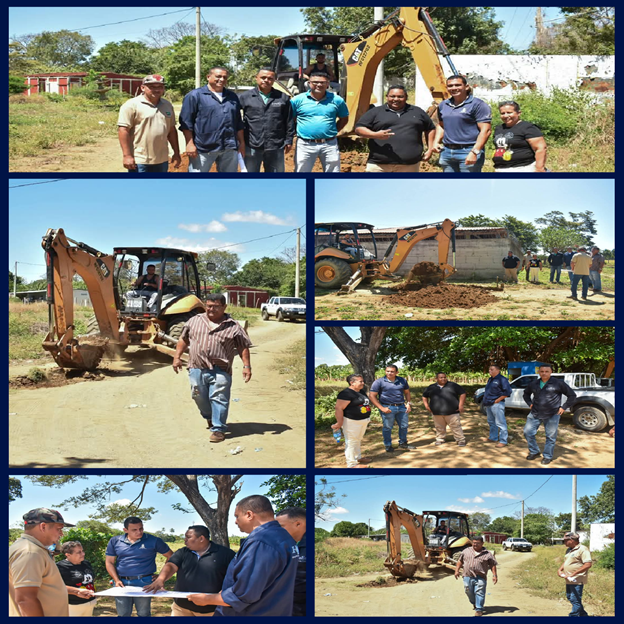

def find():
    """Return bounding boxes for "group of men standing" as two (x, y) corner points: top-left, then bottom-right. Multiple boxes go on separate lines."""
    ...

(9, 498), (307, 617)
(117, 66), (494, 174)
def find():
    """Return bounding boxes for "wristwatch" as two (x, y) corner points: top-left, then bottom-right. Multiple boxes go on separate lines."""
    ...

(471, 148), (481, 156)
(243, 365), (251, 369)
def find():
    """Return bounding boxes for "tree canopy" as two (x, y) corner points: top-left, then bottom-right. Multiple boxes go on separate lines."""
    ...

(90, 40), (157, 75)
(9, 477), (22, 503)
(578, 475), (614, 523)
(24, 30), (95, 70)
(261, 475), (306, 511)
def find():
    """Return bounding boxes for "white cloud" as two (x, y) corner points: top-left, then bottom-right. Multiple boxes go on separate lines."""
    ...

(326, 506), (349, 515)
(178, 221), (227, 233)
(221, 210), (290, 226)
(107, 498), (132, 506)
(458, 496), (484, 503)
(447, 505), (493, 514)
(154, 236), (245, 254)
(481, 491), (521, 500)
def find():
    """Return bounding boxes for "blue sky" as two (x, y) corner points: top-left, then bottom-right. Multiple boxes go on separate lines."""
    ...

(9, 178), (306, 282)
(10, 474), (289, 537)
(316, 474), (611, 531)
(315, 178), (615, 251)
(8, 7), (560, 53)
(316, 327), (361, 367)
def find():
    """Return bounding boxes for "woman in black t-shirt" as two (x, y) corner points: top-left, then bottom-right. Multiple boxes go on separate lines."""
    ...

(492, 101), (547, 172)
(57, 541), (97, 616)
(332, 374), (372, 468)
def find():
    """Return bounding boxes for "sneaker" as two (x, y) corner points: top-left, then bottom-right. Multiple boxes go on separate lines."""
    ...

(385, 446), (393, 453)
(457, 441), (467, 446)
(398, 443), (416, 450)
(434, 441), (444, 446)
(526, 453), (541, 460)
(209, 431), (226, 443)
(566, 295), (578, 300)
(541, 458), (552, 465)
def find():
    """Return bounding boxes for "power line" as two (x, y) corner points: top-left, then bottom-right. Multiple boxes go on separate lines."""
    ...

(68, 8), (194, 32)
(502, 7), (518, 41)
(209, 225), (305, 252)
(510, 8), (533, 49)
(9, 179), (68, 189)
(320, 476), (390, 485)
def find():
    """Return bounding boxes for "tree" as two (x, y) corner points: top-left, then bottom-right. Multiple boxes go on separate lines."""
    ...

(75, 519), (121, 534)
(456, 214), (500, 228)
(469, 512), (492, 534)
(198, 250), (240, 285)
(321, 327), (388, 386)
(261, 475), (306, 512)
(315, 527), (331, 541)
(26, 30), (94, 70)
(535, 210), (597, 248)
(279, 256), (306, 297)
(352, 522), (370, 536)
(331, 520), (358, 537)
(230, 35), (280, 86)
(9, 477), (22, 503)
(235, 257), (290, 295)
(518, 512), (556, 544)
(486, 515), (518, 535)
(9, 271), (25, 291)
(499, 215), (540, 252)
(143, 21), (224, 48)
(578, 475), (614, 523)
(90, 40), (157, 75)
(315, 477), (346, 520)
(538, 226), (586, 253)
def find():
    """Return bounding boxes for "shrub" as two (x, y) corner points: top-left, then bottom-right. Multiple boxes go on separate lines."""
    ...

(26, 367), (46, 383)
(9, 74), (25, 95)
(59, 527), (115, 580)
(315, 391), (339, 427)
(594, 543), (614, 570)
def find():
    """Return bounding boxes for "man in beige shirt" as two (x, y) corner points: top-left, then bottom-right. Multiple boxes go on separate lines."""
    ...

(9, 508), (94, 616)
(117, 74), (181, 173)
(557, 531), (592, 617)
(568, 246), (592, 301)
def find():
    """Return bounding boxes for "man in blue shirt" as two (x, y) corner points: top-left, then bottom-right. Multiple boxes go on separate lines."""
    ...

(105, 516), (173, 617)
(188, 495), (298, 617)
(291, 71), (349, 172)
(179, 67), (245, 173)
(563, 247), (575, 282)
(482, 364), (512, 447)
(433, 75), (491, 173)
(369, 365), (412, 452)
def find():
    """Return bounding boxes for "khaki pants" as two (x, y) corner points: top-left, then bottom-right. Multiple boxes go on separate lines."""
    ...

(342, 417), (370, 468)
(366, 162), (420, 173)
(432, 413), (465, 444)
(171, 602), (214, 616)
(504, 267), (518, 282)
(529, 267), (540, 283)
(68, 601), (96, 616)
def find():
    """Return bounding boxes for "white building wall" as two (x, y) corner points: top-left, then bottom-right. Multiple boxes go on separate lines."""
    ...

(590, 523), (615, 552)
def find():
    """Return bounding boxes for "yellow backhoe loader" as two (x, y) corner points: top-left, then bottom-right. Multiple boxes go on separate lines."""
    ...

(271, 7), (457, 133)
(41, 228), (208, 370)
(314, 219), (457, 293)
(383, 500), (472, 579)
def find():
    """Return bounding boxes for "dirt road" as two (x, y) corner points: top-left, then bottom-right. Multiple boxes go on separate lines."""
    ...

(9, 321), (305, 469)
(316, 551), (570, 617)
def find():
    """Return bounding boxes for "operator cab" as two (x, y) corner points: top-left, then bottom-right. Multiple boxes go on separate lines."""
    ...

(314, 222), (377, 261)
(423, 511), (471, 549)
(271, 34), (349, 96)
(113, 247), (201, 317)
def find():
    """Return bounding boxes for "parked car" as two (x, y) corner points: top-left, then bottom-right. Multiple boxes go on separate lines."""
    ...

(474, 373), (615, 432)
(261, 296), (306, 321)
(502, 537), (533, 552)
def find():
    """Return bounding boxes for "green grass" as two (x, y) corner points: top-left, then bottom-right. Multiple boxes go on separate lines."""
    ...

(9, 94), (120, 161)
(316, 537), (388, 578)
(512, 545), (614, 617)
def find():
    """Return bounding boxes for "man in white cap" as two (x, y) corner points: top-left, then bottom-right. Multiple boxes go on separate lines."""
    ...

(117, 74), (181, 172)
(9, 508), (94, 616)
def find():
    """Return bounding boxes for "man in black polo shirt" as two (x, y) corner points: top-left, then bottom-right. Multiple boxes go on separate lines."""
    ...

(355, 85), (436, 172)
(422, 372), (467, 446)
(143, 525), (235, 616)
(547, 247), (565, 284)
(501, 251), (520, 283)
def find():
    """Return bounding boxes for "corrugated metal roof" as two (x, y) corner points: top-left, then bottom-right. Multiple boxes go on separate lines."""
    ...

(369, 226), (508, 234)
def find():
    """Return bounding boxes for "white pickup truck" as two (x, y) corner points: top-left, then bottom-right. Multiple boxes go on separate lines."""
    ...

(261, 297), (306, 322)
(474, 373), (615, 432)
(502, 537), (533, 552)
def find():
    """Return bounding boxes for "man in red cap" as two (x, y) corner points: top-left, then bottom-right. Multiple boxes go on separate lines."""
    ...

(117, 74), (181, 172)
(9, 508), (94, 616)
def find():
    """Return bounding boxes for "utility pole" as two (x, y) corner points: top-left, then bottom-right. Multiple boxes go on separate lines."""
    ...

(535, 8), (547, 48)
(571, 475), (577, 533)
(520, 500), (525, 538)
(13, 261), (18, 297)
(368, 519), (371, 538)
(294, 227), (301, 298)
(373, 7), (385, 106)
(195, 7), (202, 88)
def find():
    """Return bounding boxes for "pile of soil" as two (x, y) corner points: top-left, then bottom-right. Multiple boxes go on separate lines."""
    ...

(9, 368), (105, 390)
(409, 261), (443, 276)
(383, 283), (500, 309)
(357, 577), (421, 588)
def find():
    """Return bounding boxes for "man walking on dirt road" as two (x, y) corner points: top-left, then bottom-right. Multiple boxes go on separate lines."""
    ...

(454, 536), (498, 617)
(422, 373), (467, 446)
(117, 74), (181, 173)
(173, 294), (252, 442)
(482, 365), (511, 448)
(369, 365), (413, 452)
(523, 364), (577, 465)
(558, 531), (592, 617)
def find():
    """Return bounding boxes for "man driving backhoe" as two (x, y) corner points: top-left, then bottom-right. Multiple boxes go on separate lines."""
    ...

(130, 264), (159, 310)
(433, 520), (447, 534)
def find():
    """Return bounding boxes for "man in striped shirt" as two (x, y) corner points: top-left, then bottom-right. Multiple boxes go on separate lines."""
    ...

(454, 536), (498, 616)
(173, 294), (252, 442)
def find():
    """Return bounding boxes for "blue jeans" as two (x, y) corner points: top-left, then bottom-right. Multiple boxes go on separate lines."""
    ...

(464, 576), (487, 611)
(589, 270), (602, 291)
(571, 274), (590, 298)
(567, 270), (574, 282)
(524, 411), (560, 460)
(115, 575), (153, 617)
(566, 584), (588, 617)
(550, 266), (562, 282)
(439, 147), (485, 173)
(295, 138), (340, 172)
(188, 367), (232, 432)
(381, 405), (408, 448)
(244, 147), (285, 173)
(128, 162), (169, 173)
(485, 402), (508, 444)
(189, 150), (238, 172)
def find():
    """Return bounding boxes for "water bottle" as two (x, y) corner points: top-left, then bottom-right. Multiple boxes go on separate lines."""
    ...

(333, 428), (342, 443)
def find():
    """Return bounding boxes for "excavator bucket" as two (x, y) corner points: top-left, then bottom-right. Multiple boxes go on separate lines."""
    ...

(384, 555), (425, 578)
(42, 333), (108, 370)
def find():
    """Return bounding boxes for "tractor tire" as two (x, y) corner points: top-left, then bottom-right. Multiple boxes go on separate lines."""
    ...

(166, 313), (197, 342)
(451, 550), (465, 564)
(277, 309), (285, 322)
(261, 309), (270, 321)
(573, 405), (608, 432)
(315, 258), (352, 289)
(85, 315), (99, 335)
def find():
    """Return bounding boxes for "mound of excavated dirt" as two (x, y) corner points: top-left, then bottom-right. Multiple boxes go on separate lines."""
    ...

(409, 261), (443, 277)
(357, 577), (422, 588)
(383, 283), (500, 309)
(9, 368), (105, 389)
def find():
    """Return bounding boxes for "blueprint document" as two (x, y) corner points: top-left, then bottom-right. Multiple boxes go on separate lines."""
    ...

(95, 586), (195, 599)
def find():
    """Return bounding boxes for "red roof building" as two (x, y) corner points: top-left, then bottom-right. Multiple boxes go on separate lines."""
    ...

(203, 285), (270, 308)
(24, 72), (144, 97)
(482, 531), (509, 544)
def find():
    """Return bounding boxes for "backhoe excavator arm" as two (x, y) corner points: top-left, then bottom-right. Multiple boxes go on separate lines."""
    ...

(383, 500), (427, 578)
(42, 228), (120, 369)
(340, 7), (456, 135)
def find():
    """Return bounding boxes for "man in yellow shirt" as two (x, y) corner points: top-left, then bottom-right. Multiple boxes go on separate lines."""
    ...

(557, 531), (592, 617)
(568, 246), (593, 301)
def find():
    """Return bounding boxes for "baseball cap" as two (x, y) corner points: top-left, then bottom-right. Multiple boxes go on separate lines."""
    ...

(563, 531), (580, 539)
(316, 52), (326, 57)
(142, 74), (165, 85)
(23, 508), (75, 527)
